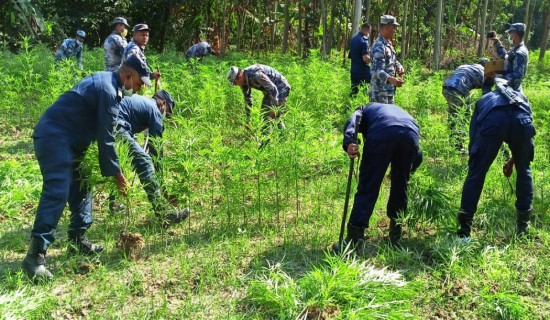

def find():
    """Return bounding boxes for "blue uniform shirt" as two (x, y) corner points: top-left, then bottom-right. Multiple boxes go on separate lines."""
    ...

(116, 95), (164, 137)
(494, 41), (529, 90)
(349, 32), (370, 74)
(104, 31), (128, 71)
(55, 38), (83, 70)
(343, 103), (420, 150)
(33, 71), (124, 176)
(443, 64), (485, 96)
(185, 42), (215, 59)
(123, 40), (153, 77)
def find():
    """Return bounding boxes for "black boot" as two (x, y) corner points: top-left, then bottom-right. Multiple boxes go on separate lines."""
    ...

(155, 207), (191, 227)
(67, 230), (104, 255)
(22, 237), (53, 281)
(389, 219), (402, 246)
(517, 209), (532, 236)
(457, 212), (473, 238)
(332, 223), (365, 253)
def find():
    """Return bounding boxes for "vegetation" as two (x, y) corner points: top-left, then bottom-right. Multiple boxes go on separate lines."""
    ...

(0, 44), (549, 318)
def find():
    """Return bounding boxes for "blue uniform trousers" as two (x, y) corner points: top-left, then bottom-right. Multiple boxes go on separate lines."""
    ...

(349, 128), (420, 228)
(460, 106), (534, 219)
(32, 133), (93, 251)
(350, 71), (371, 97)
(117, 129), (161, 206)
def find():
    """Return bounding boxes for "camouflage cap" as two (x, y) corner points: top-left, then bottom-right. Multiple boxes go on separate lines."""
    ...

(133, 23), (150, 32)
(380, 15), (399, 26)
(76, 30), (86, 38)
(155, 90), (175, 112)
(227, 66), (239, 85)
(113, 17), (130, 28)
(505, 23), (526, 34)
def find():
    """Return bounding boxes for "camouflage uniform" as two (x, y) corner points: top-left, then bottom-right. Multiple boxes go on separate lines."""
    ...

(185, 42), (215, 59)
(123, 40), (152, 75)
(369, 35), (403, 104)
(493, 40), (528, 91)
(241, 64), (291, 119)
(55, 38), (83, 70)
(442, 63), (485, 149)
(104, 31), (128, 71)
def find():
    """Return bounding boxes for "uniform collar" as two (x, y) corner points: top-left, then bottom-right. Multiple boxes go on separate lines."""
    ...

(378, 35), (392, 46)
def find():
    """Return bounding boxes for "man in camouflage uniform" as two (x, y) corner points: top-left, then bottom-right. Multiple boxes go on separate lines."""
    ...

(487, 23), (529, 92)
(55, 30), (86, 70)
(185, 41), (219, 60)
(104, 17), (130, 71)
(442, 59), (489, 151)
(123, 24), (161, 80)
(227, 64), (291, 128)
(370, 15), (404, 104)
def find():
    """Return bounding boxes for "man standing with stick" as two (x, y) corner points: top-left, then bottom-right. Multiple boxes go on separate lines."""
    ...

(334, 103), (422, 251)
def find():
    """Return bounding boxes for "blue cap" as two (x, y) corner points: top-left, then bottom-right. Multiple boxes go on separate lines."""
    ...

(125, 55), (151, 86)
(155, 90), (175, 112)
(133, 24), (150, 32)
(505, 23), (526, 33)
(113, 17), (130, 28)
(76, 30), (86, 38)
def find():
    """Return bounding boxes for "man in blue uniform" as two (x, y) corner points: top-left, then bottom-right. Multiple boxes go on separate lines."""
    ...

(442, 59), (488, 151)
(55, 30), (86, 70)
(114, 91), (190, 225)
(123, 24), (161, 80)
(104, 17), (130, 71)
(487, 23), (529, 91)
(341, 103), (422, 246)
(227, 64), (291, 128)
(370, 15), (405, 104)
(185, 41), (219, 60)
(22, 56), (151, 281)
(456, 81), (535, 238)
(348, 23), (372, 97)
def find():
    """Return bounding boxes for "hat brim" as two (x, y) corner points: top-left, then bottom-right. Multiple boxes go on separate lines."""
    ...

(141, 76), (152, 86)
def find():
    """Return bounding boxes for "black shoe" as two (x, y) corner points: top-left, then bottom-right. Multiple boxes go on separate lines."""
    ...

(389, 219), (402, 246)
(157, 208), (191, 227)
(517, 209), (532, 236)
(457, 211), (472, 238)
(67, 230), (104, 255)
(332, 223), (365, 254)
(22, 237), (53, 281)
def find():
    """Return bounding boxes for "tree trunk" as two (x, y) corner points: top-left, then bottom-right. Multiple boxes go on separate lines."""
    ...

(539, 7), (550, 61)
(401, 0), (409, 62)
(298, 0), (303, 57)
(282, 0), (290, 54)
(433, 0), (443, 70)
(406, 0), (415, 55)
(328, 0), (336, 51)
(321, 0), (328, 57)
(270, 1), (277, 52)
(477, 0), (488, 57)
(352, 0), (361, 35)
(485, 0), (496, 50)
(524, 0), (531, 43)
(364, 0), (371, 23)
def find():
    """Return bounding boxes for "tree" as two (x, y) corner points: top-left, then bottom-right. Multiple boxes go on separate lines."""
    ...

(477, 0), (489, 57)
(352, 0), (361, 35)
(433, 0), (443, 70)
(540, 5), (550, 61)
(282, 0), (290, 54)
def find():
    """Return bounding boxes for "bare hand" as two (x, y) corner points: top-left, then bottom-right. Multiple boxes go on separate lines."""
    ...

(389, 76), (404, 87)
(503, 158), (515, 177)
(346, 143), (360, 159)
(485, 71), (497, 78)
(398, 67), (405, 76)
(115, 173), (130, 196)
(363, 54), (371, 64)
(152, 72), (161, 80)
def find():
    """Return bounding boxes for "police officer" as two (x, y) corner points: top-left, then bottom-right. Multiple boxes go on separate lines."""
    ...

(370, 15), (405, 104)
(22, 56), (150, 281)
(487, 23), (529, 91)
(123, 24), (161, 80)
(114, 91), (190, 225)
(442, 59), (489, 151)
(341, 103), (422, 247)
(104, 17), (130, 71)
(227, 64), (291, 128)
(55, 30), (86, 70)
(185, 41), (220, 60)
(456, 81), (535, 238)
(348, 23), (372, 97)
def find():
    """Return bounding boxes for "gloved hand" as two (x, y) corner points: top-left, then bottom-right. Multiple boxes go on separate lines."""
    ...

(503, 158), (514, 177)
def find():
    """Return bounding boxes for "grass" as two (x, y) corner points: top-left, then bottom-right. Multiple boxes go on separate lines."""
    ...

(0, 46), (549, 319)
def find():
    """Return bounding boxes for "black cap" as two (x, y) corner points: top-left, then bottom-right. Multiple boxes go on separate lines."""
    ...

(133, 24), (150, 32)
(125, 55), (151, 86)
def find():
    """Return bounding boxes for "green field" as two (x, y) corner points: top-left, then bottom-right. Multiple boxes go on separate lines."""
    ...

(1, 46), (549, 319)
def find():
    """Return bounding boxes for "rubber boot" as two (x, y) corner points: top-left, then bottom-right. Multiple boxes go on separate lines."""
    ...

(388, 219), (402, 246)
(22, 237), (53, 281)
(67, 230), (104, 255)
(155, 207), (191, 227)
(516, 209), (532, 236)
(457, 212), (473, 238)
